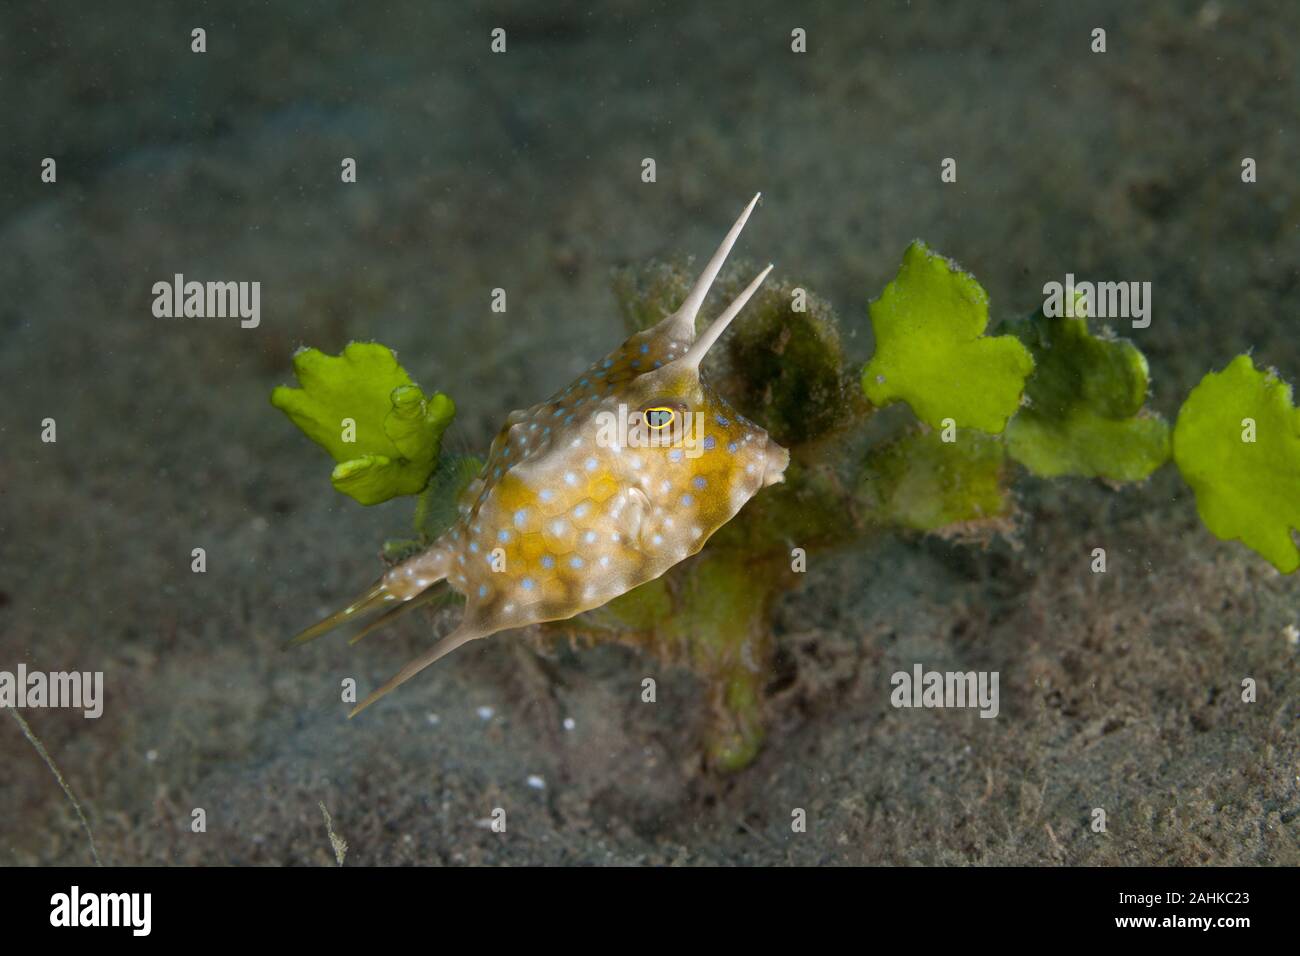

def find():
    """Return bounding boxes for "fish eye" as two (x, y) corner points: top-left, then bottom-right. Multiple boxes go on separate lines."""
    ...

(643, 406), (676, 430)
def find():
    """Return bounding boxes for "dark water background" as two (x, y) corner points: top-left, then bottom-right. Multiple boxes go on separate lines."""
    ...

(1, 1), (1297, 864)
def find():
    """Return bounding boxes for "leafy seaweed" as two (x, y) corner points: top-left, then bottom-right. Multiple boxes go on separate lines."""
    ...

(859, 426), (1013, 537)
(271, 342), (454, 505)
(999, 303), (1170, 481)
(715, 276), (856, 447)
(1173, 355), (1300, 573)
(861, 241), (1034, 434)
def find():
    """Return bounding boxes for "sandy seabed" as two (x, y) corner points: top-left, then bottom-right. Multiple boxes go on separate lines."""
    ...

(2, 0), (1297, 865)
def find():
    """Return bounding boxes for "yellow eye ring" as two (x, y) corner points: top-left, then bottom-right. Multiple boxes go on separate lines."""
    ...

(644, 406), (676, 430)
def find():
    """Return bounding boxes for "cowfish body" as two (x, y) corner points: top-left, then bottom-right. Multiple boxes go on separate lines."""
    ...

(389, 323), (789, 632)
(294, 194), (788, 715)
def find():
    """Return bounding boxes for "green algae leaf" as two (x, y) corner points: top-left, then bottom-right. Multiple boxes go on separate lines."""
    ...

(1173, 355), (1300, 573)
(859, 427), (1014, 539)
(862, 241), (1034, 434)
(271, 342), (455, 505)
(999, 304), (1170, 481)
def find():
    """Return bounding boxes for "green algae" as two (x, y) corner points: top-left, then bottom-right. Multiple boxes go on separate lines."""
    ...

(862, 241), (1034, 434)
(997, 300), (1170, 482)
(1173, 355), (1300, 573)
(271, 343), (454, 505)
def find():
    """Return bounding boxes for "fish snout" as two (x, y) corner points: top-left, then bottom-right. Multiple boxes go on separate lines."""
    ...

(760, 440), (790, 487)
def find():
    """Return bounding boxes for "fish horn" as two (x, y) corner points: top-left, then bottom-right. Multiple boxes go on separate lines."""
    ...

(661, 192), (762, 341)
(676, 263), (774, 368)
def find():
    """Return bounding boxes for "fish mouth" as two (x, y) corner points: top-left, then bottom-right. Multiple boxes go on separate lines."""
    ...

(760, 440), (790, 487)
